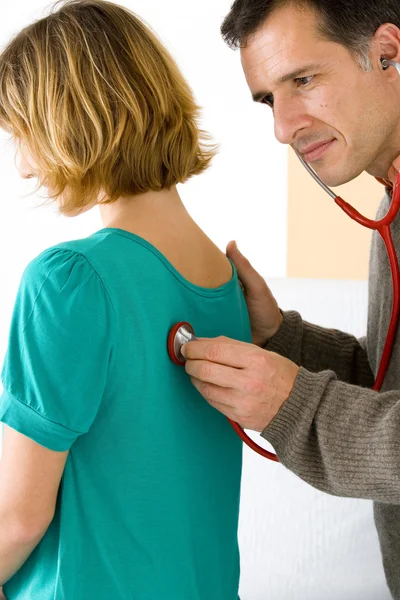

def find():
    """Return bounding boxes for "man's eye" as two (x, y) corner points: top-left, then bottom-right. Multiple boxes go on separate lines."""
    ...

(261, 94), (274, 108)
(295, 75), (314, 87)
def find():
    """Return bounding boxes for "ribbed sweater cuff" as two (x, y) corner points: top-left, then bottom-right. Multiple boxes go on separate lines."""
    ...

(260, 366), (335, 455)
(265, 310), (302, 363)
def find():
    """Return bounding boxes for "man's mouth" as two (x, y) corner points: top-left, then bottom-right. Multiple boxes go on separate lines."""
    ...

(299, 139), (336, 163)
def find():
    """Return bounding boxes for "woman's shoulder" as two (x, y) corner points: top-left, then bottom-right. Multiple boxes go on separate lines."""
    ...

(21, 240), (103, 300)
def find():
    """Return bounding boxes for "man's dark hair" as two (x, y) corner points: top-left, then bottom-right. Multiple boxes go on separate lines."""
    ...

(221, 0), (400, 69)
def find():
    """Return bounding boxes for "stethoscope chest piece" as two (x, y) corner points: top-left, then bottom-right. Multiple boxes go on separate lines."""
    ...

(167, 320), (279, 462)
(167, 321), (197, 365)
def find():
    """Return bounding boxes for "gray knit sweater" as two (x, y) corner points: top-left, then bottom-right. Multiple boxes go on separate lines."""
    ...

(262, 191), (400, 598)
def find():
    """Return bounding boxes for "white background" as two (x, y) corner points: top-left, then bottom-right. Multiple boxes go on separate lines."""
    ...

(0, 1), (390, 599)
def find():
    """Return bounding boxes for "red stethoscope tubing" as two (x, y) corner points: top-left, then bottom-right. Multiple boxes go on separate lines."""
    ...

(226, 418), (279, 461)
(335, 174), (400, 391)
(169, 173), (400, 462)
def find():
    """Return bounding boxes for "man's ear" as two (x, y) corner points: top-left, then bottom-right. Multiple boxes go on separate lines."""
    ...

(374, 23), (400, 64)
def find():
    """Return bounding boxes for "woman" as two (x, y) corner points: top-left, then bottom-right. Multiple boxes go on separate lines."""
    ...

(0, 1), (251, 598)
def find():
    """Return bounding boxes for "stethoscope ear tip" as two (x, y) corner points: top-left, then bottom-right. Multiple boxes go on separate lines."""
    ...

(381, 58), (400, 75)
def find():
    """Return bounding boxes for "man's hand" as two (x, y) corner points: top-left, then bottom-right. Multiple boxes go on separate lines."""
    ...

(226, 241), (283, 347)
(182, 336), (299, 432)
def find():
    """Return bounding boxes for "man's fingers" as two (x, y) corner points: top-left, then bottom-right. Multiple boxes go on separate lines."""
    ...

(190, 377), (236, 414)
(190, 376), (259, 427)
(185, 359), (242, 389)
(182, 337), (256, 369)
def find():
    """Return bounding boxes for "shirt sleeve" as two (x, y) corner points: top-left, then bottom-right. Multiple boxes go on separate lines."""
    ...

(0, 247), (116, 451)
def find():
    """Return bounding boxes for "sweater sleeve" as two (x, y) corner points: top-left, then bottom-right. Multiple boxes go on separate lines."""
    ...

(261, 367), (400, 504)
(265, 310), (374, 388)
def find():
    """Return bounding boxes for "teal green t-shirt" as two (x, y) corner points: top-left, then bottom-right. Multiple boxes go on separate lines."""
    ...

(0, 227), (252, 600)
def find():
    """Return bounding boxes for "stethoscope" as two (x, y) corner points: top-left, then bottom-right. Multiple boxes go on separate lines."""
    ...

(167, 58), (400, 462)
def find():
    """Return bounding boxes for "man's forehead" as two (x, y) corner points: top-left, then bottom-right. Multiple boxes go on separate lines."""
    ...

(240, 4), (320, 80)
(241, 37), (314, 92)
(241, 32), (295, 78)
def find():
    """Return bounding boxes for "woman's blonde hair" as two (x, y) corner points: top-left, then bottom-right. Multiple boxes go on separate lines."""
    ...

(0, 0), (217, 215)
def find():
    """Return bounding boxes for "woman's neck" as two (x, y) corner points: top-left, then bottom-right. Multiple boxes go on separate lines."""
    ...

(98, 186), (191, 233)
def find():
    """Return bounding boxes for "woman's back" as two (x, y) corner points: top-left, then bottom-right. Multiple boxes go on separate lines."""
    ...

(1, 227), (251, 599)
(0, 2), (252, 596)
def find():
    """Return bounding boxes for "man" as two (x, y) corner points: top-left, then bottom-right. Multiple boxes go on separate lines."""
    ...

(182, 1), (400, 597)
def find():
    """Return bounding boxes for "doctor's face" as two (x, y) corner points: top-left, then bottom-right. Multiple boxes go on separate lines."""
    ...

(241, 4), (400, 186)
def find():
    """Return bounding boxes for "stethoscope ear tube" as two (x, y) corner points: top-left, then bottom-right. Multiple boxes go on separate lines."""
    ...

(295, 151), (400, 393)
(168, 323), (280, 462)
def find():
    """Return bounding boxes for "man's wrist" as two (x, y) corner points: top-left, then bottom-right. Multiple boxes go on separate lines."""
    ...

(265, 311), (284, 345)
(256, 312), (284, 348)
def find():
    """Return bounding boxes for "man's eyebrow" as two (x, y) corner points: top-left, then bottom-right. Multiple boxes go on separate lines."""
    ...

(252, 63), (323, 102)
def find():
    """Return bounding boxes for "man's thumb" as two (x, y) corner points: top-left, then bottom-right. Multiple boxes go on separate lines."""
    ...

(226, 240), (244, 262)
(226, 240), (258, 290)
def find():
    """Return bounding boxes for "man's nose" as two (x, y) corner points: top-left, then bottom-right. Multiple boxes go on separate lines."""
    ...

(273, 98), (312, 145)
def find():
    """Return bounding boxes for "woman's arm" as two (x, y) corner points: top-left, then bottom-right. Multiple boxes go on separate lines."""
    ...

(0, 425), (68, 586)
